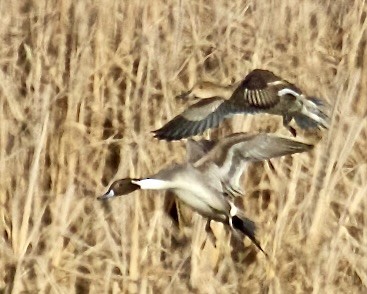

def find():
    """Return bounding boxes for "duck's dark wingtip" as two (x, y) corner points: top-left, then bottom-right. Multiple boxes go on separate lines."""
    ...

(151, 128), (164, 138)
(152, 126), (188, 141)
(151, 130), (161, 138)
(152, 132), (178, 141)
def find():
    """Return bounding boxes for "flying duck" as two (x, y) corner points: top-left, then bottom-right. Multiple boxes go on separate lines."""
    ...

(98, 132), (313, 254)
(153, 69), (329, 140)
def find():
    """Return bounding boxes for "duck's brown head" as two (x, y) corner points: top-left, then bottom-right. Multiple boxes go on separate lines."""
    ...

(98, 178), (140, 200)
(176, 81), (234, 100)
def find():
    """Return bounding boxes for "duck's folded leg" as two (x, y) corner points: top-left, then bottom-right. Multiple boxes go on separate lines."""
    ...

(201, 219), (216, 249)
(283, 115), (297, 137)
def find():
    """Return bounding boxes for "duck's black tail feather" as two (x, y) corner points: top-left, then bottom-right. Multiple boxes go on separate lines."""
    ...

(231, 215), (267, 255)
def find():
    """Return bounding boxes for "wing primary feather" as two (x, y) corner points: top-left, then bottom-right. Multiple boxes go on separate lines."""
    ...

(255, 90), (261, 106)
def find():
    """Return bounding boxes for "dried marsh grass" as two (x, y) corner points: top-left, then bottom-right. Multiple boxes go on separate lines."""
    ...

(1, 0), (366, 293)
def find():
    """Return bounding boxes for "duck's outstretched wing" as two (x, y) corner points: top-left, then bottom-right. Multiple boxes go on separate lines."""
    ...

(153, 97), (230, 141)
(223, 132), (313, 162)
(195, 132), (313, 193)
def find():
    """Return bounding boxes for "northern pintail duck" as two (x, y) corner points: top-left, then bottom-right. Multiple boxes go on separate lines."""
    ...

(153, 69), (329, 140)
(98, 132), (313, 254)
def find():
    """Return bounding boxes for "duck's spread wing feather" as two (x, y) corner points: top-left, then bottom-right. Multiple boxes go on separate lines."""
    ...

(195, 132), (313, 190)
(229, 85), (281, 109)
(227, 69), (302, 110)
(228, 133), (313, 162)
(153, 97), (228, 141)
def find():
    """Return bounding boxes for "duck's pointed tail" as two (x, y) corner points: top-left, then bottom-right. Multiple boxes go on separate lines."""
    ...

(231, 215), (267, 256)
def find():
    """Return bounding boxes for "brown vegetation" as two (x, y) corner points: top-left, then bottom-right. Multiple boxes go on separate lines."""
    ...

(1, 0), (366, 292)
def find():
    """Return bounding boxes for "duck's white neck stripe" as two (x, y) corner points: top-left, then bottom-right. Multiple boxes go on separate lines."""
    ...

(132, 179), (172, 190)
(105, 189), (115, 198)
(229, 201), (238, 217)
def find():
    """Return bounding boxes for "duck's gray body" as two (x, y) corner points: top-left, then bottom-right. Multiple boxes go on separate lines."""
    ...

(144, 163), (230, 222)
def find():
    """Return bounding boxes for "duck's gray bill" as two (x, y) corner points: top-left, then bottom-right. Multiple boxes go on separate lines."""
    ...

(175, 90), (192, 100)
(97, 189), (114, 200)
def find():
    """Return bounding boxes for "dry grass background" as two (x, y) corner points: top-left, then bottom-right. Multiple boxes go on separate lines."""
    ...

(1, 0), (367, 293)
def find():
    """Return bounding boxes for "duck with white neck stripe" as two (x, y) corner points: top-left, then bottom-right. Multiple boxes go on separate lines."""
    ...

(99, 132), (313, 254)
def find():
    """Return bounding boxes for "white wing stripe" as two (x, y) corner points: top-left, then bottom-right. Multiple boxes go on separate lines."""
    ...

(278, 88), (301, 97)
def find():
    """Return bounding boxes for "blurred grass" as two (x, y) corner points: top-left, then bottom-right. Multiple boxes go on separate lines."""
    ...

(0, 0), (366, 293)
